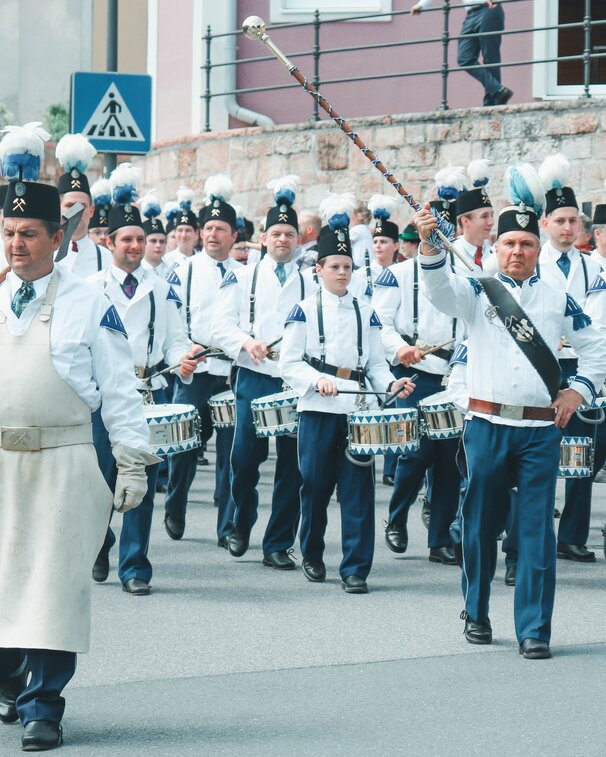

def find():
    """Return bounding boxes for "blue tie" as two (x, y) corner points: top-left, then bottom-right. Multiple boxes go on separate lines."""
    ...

(217, 262), (226, 278)
(11, 281), (35, 318)
(122, 273), (138, 299)
(275, 263), (286, 286)
(557, 253), (571, 278)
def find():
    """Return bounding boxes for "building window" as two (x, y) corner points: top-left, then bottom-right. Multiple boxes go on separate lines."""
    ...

(534, 0), (606, 97)
(269, 0), (392, 23)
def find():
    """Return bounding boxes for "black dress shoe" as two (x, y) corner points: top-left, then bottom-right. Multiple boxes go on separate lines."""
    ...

(504, 564), (516, 586)
(302, 560), (326, 582)
(384, 521), (408, 553)
(217, 536), (229, 550)
(155, 483), (167, 494)
(21, 720), (63, 751)
(262, 550), (296, 570)
(164, 515), (184, 541)
(228, 531), (250, 557)
(382, 475), (394, 486)
(341, 575), (368, 594)
(197, 455), (209, 466)
(556, 542), (596, 562)
(122, 578), (151, 596)
(493, 86), (513, 105)
(92, 551), (109, 583)
(519, 638), (551, 660)
(420, 496), (431, 530)
(0, 668), (27, 724)
(429, 546), (458, 565)
(464, 616), (492, 645)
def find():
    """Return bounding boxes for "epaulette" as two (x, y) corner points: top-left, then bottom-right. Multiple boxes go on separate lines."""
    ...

(100, 305), (127, 337)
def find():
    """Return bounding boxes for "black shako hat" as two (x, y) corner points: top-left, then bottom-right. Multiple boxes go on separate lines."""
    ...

(456, 187), (492, 216)
(373, 219), (399, 242)
(199, 199), (236, 230)
(593, 204), (606, 225)
(545, 186), (578, 215)
(3, 180), (61, 223)
(497, 205), (540, 239)
(317, 224), (352, 261)
(57, 169), (91, 197)
(142, 217), (166, 235)
(108, 202), (144, 234)
(90, 203), (110, 229)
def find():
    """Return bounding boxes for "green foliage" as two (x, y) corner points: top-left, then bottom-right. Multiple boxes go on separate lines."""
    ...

(0, 101), (14, 129)
(44, 102), (70, 142)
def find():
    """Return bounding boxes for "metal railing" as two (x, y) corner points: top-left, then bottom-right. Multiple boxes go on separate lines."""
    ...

(201, 0), (606, 132)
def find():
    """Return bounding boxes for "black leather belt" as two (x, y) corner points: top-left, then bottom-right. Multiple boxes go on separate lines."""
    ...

(303, 354), (366, 384)
(134, 362), (163, 379)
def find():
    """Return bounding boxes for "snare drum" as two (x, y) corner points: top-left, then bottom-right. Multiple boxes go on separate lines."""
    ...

(347, 407), (418, 456)
(208, 390), (236, 429)
(559, 436), (593, 478)
(251, 390), (299, 437)
(144, 403), (200, 456)
(418, 391), (464, 440)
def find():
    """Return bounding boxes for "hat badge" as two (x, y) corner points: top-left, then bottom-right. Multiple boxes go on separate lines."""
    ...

(375, 224), (382, 235)
(211, 207), (220, 217)
(516, 213), (530, 228)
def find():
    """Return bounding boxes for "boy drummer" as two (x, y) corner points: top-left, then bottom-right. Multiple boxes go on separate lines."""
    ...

(279, 194), (415, 593)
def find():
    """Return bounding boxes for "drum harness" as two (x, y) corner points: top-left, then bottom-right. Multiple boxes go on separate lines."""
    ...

(401, 256), (458, 362)
(184, 260), (230, 362)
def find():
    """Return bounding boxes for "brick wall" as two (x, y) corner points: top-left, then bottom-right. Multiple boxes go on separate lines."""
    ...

(134, 99), (605, 229)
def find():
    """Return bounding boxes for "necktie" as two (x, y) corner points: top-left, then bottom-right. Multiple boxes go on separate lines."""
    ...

(275, 263), (286, 286)
(72, 241), (78, 252)
(474, 245), (483, 269)
(122, 273), (138, 299)
(217, 262), (226, 279)
(557, 253), (571, 278)
(11, 280), (35, 318)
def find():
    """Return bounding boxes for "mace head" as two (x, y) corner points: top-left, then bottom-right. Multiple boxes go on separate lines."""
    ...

(242, 15), (266, 40)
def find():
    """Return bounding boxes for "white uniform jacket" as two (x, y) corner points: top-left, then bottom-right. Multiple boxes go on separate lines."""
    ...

(280, 289), (395, 414)
(55, 235), (111, 278)
(88, 265), (191, 391)
(0, 266), (150, 449)
(350, 224), (374, 270)
(142, 257), (172, 281)
(350, 258), (384, 302)
(175, 251), (242, 378)
(446, 341), (469, 413)
(211, 256), (318, 377)
(451, 236), (495, 277)
(371, 257), (466, 375)
(164, 248), (197, 272)
(419, 248), (606, 426)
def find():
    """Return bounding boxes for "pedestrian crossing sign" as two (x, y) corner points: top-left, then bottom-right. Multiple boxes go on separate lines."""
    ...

(70, 72), (152, 154)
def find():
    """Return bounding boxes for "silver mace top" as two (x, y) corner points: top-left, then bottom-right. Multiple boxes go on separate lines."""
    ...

(242, 15), (267, 40)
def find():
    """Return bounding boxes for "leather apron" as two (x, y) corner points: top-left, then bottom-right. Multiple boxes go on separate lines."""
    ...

(0, 272), (112, 653)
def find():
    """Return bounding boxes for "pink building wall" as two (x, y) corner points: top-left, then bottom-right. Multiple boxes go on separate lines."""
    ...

(233, 0), (534, 128)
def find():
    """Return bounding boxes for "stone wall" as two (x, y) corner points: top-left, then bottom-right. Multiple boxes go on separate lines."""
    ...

(134, 99), (605, 229)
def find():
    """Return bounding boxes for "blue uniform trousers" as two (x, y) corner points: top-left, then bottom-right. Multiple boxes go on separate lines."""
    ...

(388, 367), (460, 548)
(298, 412), (375, 579)
(93, 390), (164, 584)
(461, 417), (561, 643)
(457, 5), (504, 105)
(231, 367), (301, 555)
(0, 648), (76, 726)
(558, 358), (606, 545)
(164, 372), (235, 540)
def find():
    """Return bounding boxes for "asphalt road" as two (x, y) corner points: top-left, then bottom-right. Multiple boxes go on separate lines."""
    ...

(2, 443), (605, 756)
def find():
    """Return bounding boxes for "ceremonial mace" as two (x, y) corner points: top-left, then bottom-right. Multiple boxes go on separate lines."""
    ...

(242, 15), (472, 271)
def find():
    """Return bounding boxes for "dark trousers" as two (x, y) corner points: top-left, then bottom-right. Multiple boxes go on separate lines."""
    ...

(558, 359), (606, 545)
(298, 412), (375, 580)
(457, 5), (504, 105)
(0, 648), (76, 726)
(461, 417), (561, 643)
(388, 367), (460, 548)
(231, 367), (301, 554)
(164, 372), (235, 540)
(93, 390), (164, 584)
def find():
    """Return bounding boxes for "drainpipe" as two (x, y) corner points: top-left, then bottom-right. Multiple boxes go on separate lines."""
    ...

(223, 0), (274, 127)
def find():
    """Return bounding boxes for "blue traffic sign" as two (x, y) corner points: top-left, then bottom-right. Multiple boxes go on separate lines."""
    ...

(70, 72), (152, 154)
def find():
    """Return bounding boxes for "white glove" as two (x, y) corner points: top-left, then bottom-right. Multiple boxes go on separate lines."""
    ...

(112, 443), (162, 513)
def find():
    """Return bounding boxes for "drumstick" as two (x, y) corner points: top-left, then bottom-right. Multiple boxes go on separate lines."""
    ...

(381, 374), (419, 410)
(147, 346), (225, 380)
(420, 338), (456, 357)
(313, 374), (419, 405)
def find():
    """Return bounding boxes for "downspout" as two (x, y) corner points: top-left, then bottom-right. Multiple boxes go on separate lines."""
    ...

(223, 0), (274, 127)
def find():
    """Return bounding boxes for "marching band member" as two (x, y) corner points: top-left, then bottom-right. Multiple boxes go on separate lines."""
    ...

(163, 187), (199, 270)
(212, 175), (318, 568)
(88, 178), (112, 249)
(140, 189), (170, 279)
(164, 174), (241, 546)
(294, 211), (321, 270)
(372, 200), (466, 564)
(451, 159), (495, 275)
(54, 133), (111, 276)
(0, 124), (156, 751)
(280, 193), (414, 592)
(416, 163), (606, 659)
(537, 154), (604, 563)
(88, 163), (199, 597)
(349, 199), (373, 269)
(399, 223), (420, 260)
(591, 195), (606, 269)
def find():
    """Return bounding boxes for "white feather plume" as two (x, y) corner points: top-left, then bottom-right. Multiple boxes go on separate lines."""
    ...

(319, 192), (356, 224)
(140, 189), (162, 217)
(233, 204), (245, 220)
(90, 178), (112, 203)
(538, 153), (571, 190)
(0, 121), (50, 160)
(176, 185), (194, 206)
(267, 174), (301, 195)
(367, 193), (399, 220)
(204, 174), (233, 203)
(55, 133), (96, 173)
(467, 159), (490, 187)
(109, 162), (141, 192)
(504, 163), (546, 216)
(163, 200), (179, 215)
(434, 166), (467, 192)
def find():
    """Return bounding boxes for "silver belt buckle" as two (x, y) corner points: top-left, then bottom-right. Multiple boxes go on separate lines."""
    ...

(500, 404), (524, 421)
(1, 426), (42, 451)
